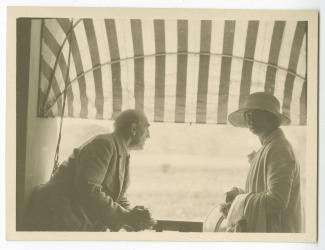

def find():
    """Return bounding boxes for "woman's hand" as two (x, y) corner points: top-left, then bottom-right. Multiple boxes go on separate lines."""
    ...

(219, 202), (232, 218)
(225, 187), (245, 203)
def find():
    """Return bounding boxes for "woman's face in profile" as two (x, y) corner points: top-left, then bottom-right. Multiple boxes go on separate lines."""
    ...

(244, 109), (275, 136)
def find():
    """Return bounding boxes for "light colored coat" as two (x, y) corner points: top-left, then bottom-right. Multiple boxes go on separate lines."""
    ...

(245, 128), (302, 232)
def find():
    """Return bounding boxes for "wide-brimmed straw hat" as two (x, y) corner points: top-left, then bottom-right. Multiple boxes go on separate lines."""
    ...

(228, 92), (291, 127)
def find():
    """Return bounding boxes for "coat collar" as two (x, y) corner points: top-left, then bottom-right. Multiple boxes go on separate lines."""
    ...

(112, 132), (129, 156)
(261, 128), (284, 146)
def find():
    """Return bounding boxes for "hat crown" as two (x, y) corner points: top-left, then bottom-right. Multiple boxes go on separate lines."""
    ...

(228, 92), (290, 127)
(244, 92), (280, 114)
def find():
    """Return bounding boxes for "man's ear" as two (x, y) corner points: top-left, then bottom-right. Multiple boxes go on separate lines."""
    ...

(130, 122), (137, 137)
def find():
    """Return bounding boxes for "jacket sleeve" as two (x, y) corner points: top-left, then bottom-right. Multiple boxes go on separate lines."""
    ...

(75, 138), (129, 231)
(264, 144), (296, 215)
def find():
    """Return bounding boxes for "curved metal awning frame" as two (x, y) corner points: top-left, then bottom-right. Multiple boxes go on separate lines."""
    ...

(45, 52), (306, 115)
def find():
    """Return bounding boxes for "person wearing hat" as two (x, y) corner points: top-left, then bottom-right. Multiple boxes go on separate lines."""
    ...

(23, 109), (155, 231)
(226, 92), (302, 232)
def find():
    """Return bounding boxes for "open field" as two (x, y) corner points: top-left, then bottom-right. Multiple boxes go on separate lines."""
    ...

(60, 118), (306, 222)
(128, 155), (248, 221)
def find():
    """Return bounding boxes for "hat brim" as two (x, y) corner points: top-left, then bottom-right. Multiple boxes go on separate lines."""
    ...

(228, 108), (291, 128)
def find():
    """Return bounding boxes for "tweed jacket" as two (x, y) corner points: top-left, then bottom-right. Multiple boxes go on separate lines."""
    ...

(24, 132), (131, 231)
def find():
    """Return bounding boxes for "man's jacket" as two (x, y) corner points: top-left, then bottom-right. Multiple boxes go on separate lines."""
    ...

(24, 132), (131, 231)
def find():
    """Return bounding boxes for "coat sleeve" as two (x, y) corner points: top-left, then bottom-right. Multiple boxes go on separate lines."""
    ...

(75, 138), (129, 231)
(264, 143), (296, 214)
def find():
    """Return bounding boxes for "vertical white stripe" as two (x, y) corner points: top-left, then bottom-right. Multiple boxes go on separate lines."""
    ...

(142, 19), (156, 122)
(251, 21), (274, 93)
(164, 19), (177, 122)
(115, 19), (135, 111)
(228, 21), (247, 115)
(206, 20), (224, 123)
(74, 22), (97, 118)
(45, 19), (66, 46)
(101, 65), (113, 119)
(69, 56), (81, 117)
(74, 23), (93, 73)
(277, 21), (297, 70)
(274, 70), (286, 108)
(210, 20), (224, 55)
(93, 19), (111, 63)
(296, 33), (307, 78)
(291, 78), (305, 125)
(291, 33), (307, 125)
(274, 21), (297, 102)
(93, 19), (112, 119)
(185, 19), (201, 123)
(232, 21), (248, 59)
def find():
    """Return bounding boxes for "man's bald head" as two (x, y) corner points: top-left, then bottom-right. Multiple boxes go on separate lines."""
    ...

(114, 109), (149, 135)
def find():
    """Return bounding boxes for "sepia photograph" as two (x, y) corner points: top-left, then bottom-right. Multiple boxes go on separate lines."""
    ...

(6, 6), (318, 242)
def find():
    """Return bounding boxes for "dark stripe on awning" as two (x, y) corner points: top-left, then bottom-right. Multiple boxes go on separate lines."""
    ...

(41, 57), (62, 112)
(300, 79), (307, 125)
(239, 20), (259, 108)
(218, 20), (236, 123)
(58, 18), (88, 118)
(282, 21), (307, 119)
(175, 20), (188, 123)
(196, 20), (212, 123)
(264, 21), (286, 94)
(154, 20), (165, 122)
(131, 19), (145, 111)
(84, 19), (104, 119)
(105, 19), (122, 117)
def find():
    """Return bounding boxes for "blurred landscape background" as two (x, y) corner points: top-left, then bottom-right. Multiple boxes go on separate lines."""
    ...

(60, 118), (306, 222)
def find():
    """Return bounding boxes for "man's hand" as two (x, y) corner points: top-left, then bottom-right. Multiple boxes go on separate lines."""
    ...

(125, 206), (155, 231)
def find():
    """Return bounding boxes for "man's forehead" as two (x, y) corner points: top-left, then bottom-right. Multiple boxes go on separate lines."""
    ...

(140, 116), (150, 126)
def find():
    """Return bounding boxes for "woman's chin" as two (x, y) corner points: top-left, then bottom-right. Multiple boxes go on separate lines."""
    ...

(248, 127), (259, 134)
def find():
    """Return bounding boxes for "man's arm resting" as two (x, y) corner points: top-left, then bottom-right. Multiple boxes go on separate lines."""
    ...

(75, 139), (129, 231)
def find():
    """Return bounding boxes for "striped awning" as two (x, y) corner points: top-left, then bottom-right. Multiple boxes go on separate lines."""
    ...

(38, 18), (307, 125)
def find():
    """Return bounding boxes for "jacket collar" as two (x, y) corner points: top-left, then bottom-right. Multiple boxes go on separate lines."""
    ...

(112, 132), (129, 156)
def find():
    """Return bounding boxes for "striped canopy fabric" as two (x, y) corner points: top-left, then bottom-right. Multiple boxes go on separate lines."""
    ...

(38, 18), (307, 125)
